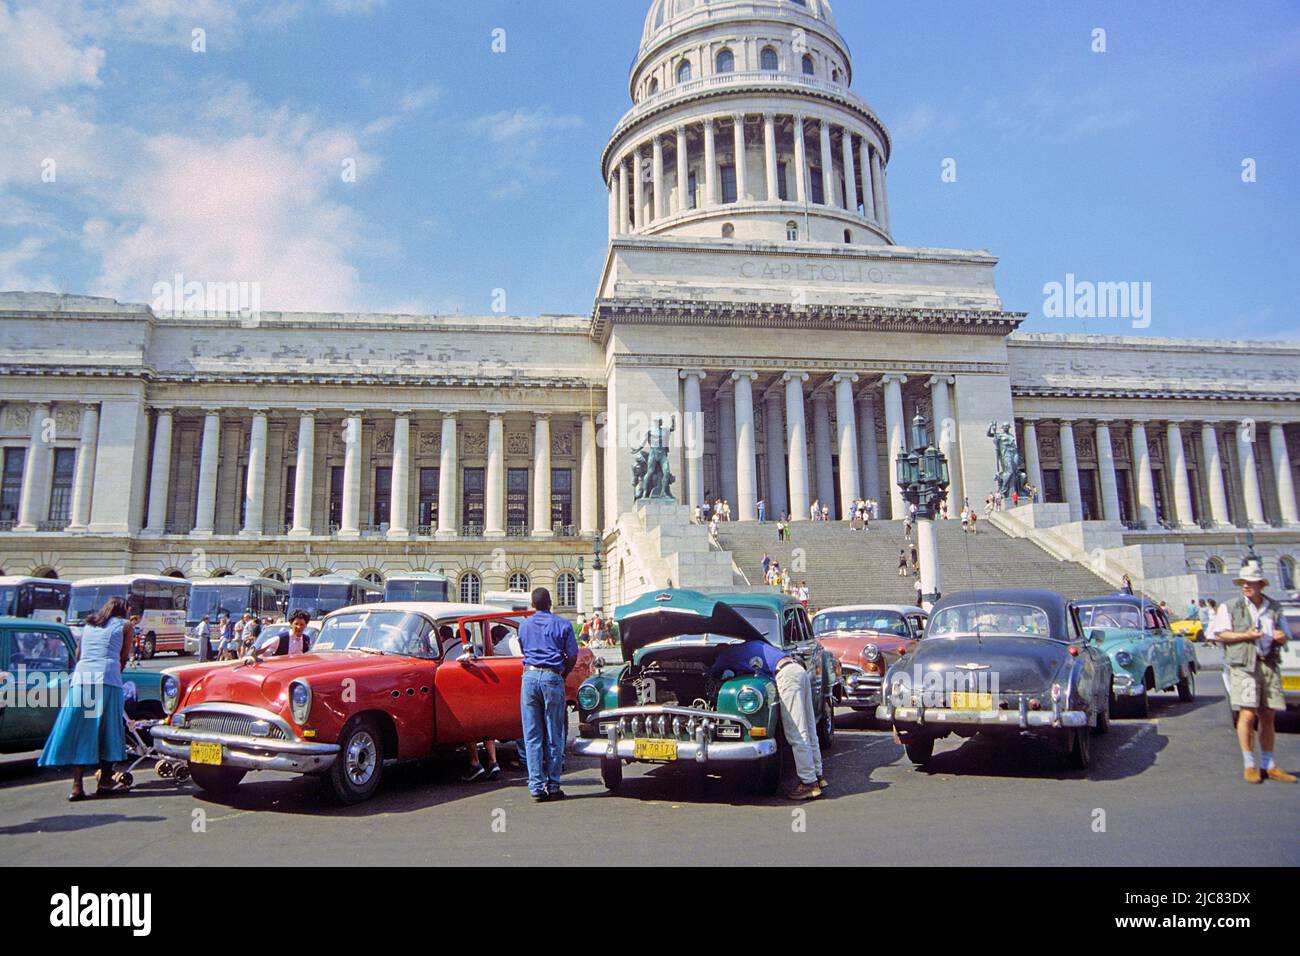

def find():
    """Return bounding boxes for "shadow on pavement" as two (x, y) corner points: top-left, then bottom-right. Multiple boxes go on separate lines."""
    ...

(910, 721), (1167, 781)
(0, 812), (167, 836)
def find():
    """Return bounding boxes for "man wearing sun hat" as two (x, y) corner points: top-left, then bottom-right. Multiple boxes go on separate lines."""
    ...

(1205, 559), (1296, 784)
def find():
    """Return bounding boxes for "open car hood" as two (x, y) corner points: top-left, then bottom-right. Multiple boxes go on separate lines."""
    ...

(615, 589), (765, 661)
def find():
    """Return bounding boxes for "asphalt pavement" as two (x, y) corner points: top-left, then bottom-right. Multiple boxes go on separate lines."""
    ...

(1, 663), (1295, 866)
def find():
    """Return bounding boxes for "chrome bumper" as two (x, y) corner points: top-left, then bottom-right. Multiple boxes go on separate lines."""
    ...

(1112, 681), (1148, 697)
(876, 704), (1088, 729)
(841, 673), (884, 707)
(572, 736), (778, 762)
(151, 726), (339, 773)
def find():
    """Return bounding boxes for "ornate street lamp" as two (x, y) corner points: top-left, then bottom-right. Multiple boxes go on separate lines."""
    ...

(590, 533), (605, 616)
(575, 556), (586, 617)
(896, 415), (951, 609)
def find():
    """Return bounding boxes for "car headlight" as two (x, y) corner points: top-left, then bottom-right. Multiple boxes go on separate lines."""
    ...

(161, 675), (180, 714)
(736, 685), (764, 714)
(577, 684), (601, 711)
(862, 644), (881, 663)
(289, 680), (312, 723)
(1115, 650), (1132, 667)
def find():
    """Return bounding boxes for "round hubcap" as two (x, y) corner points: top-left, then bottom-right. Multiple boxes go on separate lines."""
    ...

(345, 730), (377, 786)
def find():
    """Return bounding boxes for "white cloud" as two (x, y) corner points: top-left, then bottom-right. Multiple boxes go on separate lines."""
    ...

(0, 236), (56, 291)
(0, 1), (105, 96)
(467, 108), (584, 200)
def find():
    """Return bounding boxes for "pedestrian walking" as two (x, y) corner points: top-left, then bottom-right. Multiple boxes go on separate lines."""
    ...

(757, 498), (766, 523)
(126, 614), (142, 667)
(1121, 574), (1133, 595)
(969, 510), (978, 534)
(518, 587), (578, 802)
(904, 515), (913, 542)
(898, 549), (908, 576)
(761, 553), (772, 579)
(1206, 561), (1296, 784)
(38, 596), (134, 800)
(196, 613), (213, 662)
(709, 638), (825, 799)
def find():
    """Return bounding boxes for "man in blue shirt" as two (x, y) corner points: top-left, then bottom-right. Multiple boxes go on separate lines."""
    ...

(518, 587), (579, 801)
(710, 638), (826, 800)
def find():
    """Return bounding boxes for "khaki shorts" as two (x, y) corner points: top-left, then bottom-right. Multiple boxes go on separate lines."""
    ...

(1227, 661), (1285, 711)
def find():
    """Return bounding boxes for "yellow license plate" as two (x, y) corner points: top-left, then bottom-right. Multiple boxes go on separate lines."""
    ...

(633, 739), (678, 761)
(1283, 676), (1300, 691)
(951, 691), (994, 710)
(190, 741), (223, 765)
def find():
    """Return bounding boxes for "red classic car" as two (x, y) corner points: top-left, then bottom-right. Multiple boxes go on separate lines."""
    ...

(151, 602), (594, 803)
(811, 604), (928, 711)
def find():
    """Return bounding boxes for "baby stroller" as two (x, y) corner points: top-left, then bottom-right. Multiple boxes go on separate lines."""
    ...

(122, 681), (190, 784)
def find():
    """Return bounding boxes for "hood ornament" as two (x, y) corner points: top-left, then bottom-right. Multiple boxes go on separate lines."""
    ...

(955, 662), (991, 671)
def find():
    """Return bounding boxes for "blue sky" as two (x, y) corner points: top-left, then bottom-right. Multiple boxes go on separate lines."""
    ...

(2, 0), (1297, 339)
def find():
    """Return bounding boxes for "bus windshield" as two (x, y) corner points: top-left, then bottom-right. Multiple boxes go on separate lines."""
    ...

(0, 586), (14, 616)
(69, 585), (129, 625)
(188, 585), (253, 625)
(289, 583), (354, 620)
(384, 579), (449, 602)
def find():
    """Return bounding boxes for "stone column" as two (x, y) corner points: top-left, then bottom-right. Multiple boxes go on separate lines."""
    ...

(1201, 423), (1232, 527)
(784, 371), (811, 519)
(388, 414), (411, 538)
(1094, 421), (1122, 522)
(1270, 423), (1298, 525)
(14, 403), (53, 531)
(732, 114), (747, 201)
(1022, 420), (1044, 495)
(241, 410), (268, 536)
(1166, 422), (1196, 528)
(436, 413), (458, 539)
(842, 131), (859, 212)
(676, 126), (690, 213)
(812, 390), (835, 517)
(143, 409), (173, 534)
(857, 392), (881, 504)
(67, 403), (100, 532)
(652, 135), (665, 221)
(881, 374), (907, 518)
(877, 151), (891, 230)
(483, 415), (505, 538)
(580, 415), (599, 535)
(764, 389), (788, 518)
(704, 118), (718, 206)
(833, 373), (860, 516)
(718, 387), (738, 507)
(860, 138), (877, 220)
(532, 414), (553, 537)
(929, 376), (956, 511)
(1059, 420), (1083, 522)
(818, 120), (835, 206)
(338, 413), (362, 538)
(1237, 420), (1267, 527)
(617, 160), (630, 234)
(607, 175), (617, 240)
(763, 113), (779, 201)
(288, 413), (315, 537)
(732, 371), (759, 520)
(680, 369), (707, 511)
(192, 409), (221, 536)
(792, 114), (808, 204)
(871, 148), (886, 225)
(1131, 422), (1157, 527)
(632, 145), (645, 229)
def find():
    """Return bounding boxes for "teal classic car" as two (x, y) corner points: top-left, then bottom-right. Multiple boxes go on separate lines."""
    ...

(0, 617), (165, 754)
(573, 590), (839, 796)
(1075, 595), (1196, 717)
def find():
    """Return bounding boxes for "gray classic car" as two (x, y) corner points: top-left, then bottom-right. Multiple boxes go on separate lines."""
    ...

(876, 588), (1113, 770)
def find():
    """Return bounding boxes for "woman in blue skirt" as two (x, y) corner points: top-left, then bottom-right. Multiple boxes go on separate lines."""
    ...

(39, 595), (134, 800)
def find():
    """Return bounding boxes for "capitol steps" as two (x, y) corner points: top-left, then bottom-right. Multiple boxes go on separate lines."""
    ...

(713, 518), (1116, 609)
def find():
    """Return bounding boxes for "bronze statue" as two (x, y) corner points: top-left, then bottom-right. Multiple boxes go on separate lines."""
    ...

(632, 416), (677, 501)
(988, 421), (1030, 499)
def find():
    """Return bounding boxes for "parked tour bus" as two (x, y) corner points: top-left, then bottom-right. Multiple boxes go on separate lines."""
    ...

(187, 577), (289, 629)
(383, 572), (451, 603)
(0, 576), (72, 623)
(287, 575), (383, 620)
(68, 575), (191, 658)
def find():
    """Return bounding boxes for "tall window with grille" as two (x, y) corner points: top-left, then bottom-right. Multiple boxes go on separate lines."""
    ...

(551, 468), (572, 530)
(459, 571), (482, 604)
(2, 449), (26, 525)
(462, 467), (485, 533)
(507, 468), (529, 532)
(508, 571), (529, 592)
(556, 572), (577, 608)
(328, 466), (344, 528)
(809, 167), (825, 204)
(373, 466), (392, 527)
(46, 448), (76, 527)
(720, 164), (737, 203)
(237, 465), (247, 527)
(283, 465), (296, 529)
(418, 467), (439, 530)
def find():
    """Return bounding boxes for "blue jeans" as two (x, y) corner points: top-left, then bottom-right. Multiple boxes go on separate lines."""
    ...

(521, 669), (567, 794)
(758, 504), (766, 523)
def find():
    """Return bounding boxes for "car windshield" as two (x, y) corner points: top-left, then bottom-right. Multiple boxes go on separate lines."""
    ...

(0, 587), (14, 616)
(1076, 603), (1142, 629)
(68, 585), (128, 625)
(728, 605), (780, 647)
(188, 586), (252, 625)
(384, 580), (449, 602)
(288, 583), (352, 620)
(813, 610), (908, 637)
(312, 610), (433, 658)
(928, 602), (1052, 638)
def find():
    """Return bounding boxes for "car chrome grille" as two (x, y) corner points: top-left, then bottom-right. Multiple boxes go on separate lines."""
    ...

(598, 712), (743, 742)
(184, 713), (287, 740)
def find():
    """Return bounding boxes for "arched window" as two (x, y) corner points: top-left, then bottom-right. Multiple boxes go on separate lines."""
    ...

(648, 77), (659, 96)
(1280, 556), (1296, 591)
(508, 571), (530, 592)
(556, 572), (578, 608)
(721, 223), (735, 238)
(716, 48), (735, 74)
(676, 60), (692, 84)
(802, 54), (815, 76)
(832, 68), (841, 83)
(32, 566), (58, 580)
(761, 46), (779, 71)
(1205, 557), (1225, 575)
(162, 568), (187, 579)
(844, 229), (853, 243)
(310, 567), (333, 577)
(261, 568), (286, 582)
(459, 571), (482, 604)
(362, 570), (384, 585)
(211, 568), (233, 578)
(786, 220), (799, 240)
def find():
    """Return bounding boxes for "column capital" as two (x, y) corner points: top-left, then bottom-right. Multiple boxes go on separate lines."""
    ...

(1057, 417), (1078, 427)
(533, 411), (551, 421)
(150, 404), (176, 413)
(248, 407), (271, 415)
(391, 408), (412, 417)
(343, 408), (365, 417)
(832, 372), (860, 385)
(880, 373), (907, 387)
(782, 370), (810, 384)
(201, 406), (223, 416)
(731, 369), (759, 383)
(927, 375), (955, 388)
(295, 407), (318, 416)
(678, 368), (708, 382)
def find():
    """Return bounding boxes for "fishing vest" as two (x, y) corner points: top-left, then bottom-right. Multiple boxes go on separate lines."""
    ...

(1224, 595), (1283, 669)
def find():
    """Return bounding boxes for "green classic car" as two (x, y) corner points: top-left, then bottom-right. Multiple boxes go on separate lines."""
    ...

(573, 589), (840, 796)
(1075, 595), (1197, 717)
(0, 617), (165, 754)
